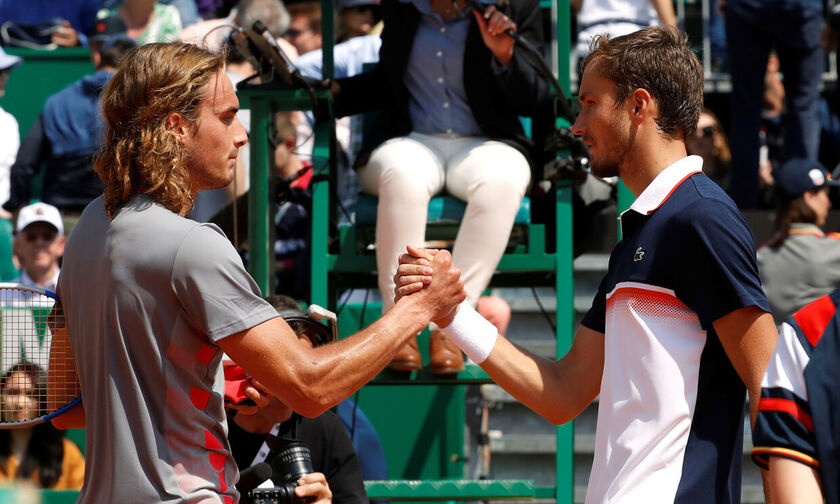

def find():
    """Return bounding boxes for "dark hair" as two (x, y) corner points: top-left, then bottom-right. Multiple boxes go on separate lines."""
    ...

(98, 39), (137, 69)
(265, 294), (308, 333)
(580, 25), (703, 140)
(0, 362), (66, 488)
(769, 194), (819, 249)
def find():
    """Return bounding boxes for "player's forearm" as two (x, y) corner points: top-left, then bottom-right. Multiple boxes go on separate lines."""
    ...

(240, 295), (431, 418)
(481, 336), (599, 425)
(293, 298), (430, 415)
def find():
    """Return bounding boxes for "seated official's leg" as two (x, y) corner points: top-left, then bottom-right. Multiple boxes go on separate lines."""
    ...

(422, 139), (527, 373)
(358, 134), (445, 314)
(445, 139), (530, 306)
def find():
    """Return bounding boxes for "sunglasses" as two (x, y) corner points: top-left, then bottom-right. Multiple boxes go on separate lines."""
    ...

(22, 229), (58, 243)
(284, 27), (310, 39)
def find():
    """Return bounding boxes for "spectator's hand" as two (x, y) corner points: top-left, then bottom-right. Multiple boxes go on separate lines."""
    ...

(227, 378), (271, 415)
(398, 246), (465, 327)
(52, 21), (80, 47)
(822, 25), (839, 53)
(295, 472), (332, 503)
(393, 245), (439, 303)
(473, 6), (515, 66)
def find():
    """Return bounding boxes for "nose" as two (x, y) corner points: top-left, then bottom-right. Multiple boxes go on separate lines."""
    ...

(234, 117), (248, 148)
(571, 111), (585, 137)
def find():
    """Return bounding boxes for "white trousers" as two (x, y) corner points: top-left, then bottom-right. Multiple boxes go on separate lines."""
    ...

(358, 132), (531, 313)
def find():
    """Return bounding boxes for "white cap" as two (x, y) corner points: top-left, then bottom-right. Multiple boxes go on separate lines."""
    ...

(0, 47), (22, 71)
(16, 202), (63, 236)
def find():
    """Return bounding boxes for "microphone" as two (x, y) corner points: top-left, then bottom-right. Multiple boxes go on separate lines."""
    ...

(468, 0), (518, 41)
(236, 462), (273, 499)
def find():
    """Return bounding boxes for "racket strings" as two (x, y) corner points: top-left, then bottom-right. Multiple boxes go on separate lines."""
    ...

(0, 287), (73, 425)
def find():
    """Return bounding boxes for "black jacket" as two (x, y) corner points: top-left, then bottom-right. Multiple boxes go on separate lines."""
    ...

(228, 412), (368, 504)
(334, 0), (555, 171)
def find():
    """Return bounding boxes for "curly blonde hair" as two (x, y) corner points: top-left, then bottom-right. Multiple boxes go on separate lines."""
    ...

(95, 42), (226, 218)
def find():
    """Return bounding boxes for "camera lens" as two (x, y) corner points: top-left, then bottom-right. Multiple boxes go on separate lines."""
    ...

(271, 441), (314, 483)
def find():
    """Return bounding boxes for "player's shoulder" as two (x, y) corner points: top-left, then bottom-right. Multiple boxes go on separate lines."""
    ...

(671, 176), (746, 226)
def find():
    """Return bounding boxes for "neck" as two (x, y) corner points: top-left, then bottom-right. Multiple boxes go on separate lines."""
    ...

(10, 429), (31, 459)
(621, 138), (688, 197)
(233, 413), (275, 435)
(25, 264), (57, 287)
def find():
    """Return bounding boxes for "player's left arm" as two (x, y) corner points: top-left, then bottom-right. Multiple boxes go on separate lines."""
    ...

(713, 306), (778, 427)
(767, 457), (822, 503)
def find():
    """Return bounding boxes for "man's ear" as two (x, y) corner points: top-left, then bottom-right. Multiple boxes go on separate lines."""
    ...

(167, 112), (188, 144)
(630, 88), (654, 123)
(56, 236), (67, 258)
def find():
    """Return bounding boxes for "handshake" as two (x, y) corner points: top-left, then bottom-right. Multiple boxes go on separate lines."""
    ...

(391, 246), (499, 366)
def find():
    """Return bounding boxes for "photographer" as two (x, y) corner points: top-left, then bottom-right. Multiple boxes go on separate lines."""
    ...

(227, 296), (367, 504)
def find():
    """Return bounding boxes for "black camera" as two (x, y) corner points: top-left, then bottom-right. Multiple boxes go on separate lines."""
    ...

(249, 441), (315, 504)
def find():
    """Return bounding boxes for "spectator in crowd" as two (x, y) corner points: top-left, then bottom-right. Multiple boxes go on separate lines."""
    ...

(686, 108), (731, 192)
(572, 0), (676, 59)
(12, 203), (65, 293)
(0, 362), (84, 489)
(0, 47), (21, 222)
(227, 295), (372, 503)
(332, 0), (553, 373)
(725, 0), (823, 209)
(51, 42), (464, 503)
(285, 1), (323, 55)
(97, 0), (183, 44)
(751, 288), (840, 503)
(336, 0), (380, 42)
(0, 47), (21, 281)
(0, 0), (100, 47)
(4, 33), (137, 232)
(757, 158), (840, 325)
(179, 0), (297, 58)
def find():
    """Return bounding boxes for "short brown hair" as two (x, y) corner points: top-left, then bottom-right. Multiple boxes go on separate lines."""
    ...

(95, 42), (226, 218)
(580, 25), (703, 140)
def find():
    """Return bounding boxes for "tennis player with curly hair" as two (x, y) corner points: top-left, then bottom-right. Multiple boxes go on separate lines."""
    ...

(51, 42), (466, 504)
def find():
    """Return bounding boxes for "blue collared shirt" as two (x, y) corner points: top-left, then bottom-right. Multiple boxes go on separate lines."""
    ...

(399, 0), (483, 136)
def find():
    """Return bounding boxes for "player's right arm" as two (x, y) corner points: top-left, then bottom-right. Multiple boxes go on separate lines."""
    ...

(219, 250), (466, 419)
(396, 246), (604, 424)
(480, 325), (604, 425)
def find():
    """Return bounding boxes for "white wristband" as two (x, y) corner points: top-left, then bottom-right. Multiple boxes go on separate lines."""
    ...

(439, 302), (498, 364)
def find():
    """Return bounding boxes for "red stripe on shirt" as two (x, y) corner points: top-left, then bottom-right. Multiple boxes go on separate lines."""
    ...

(647, 171), (702, 214)
(758, 397), (814, 432)
(793, 294), (837, 348)
(195, 343), (216, 365)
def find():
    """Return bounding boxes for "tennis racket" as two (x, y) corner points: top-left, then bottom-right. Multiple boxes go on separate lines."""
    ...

(0, 283), (80, 427)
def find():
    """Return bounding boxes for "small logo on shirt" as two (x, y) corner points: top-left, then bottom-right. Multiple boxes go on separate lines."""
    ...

(633, 247), (645, 262)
